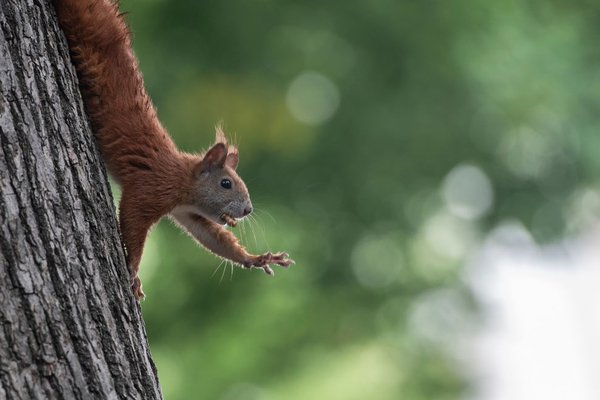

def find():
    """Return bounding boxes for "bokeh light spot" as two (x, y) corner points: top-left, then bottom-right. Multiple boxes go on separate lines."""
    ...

(408, 288), (471, 346)
(498, 127), (553, 180)
(351, 233), (404, 289)
(286, 72), (340, 125)
(443, 164), (494, 219)
(422, 211), (478, 261)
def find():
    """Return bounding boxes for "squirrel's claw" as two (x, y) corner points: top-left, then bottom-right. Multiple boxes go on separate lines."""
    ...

(245, 251), (295, 275)
(221, 213), (237, 227)
(270, 252), (294, 268)
(262, 265), (274, 276)
(131, 276), (145, 300)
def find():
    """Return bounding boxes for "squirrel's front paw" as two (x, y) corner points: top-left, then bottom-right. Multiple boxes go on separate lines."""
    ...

(131, 276), (145, 300)
(245, 252), (295, 276)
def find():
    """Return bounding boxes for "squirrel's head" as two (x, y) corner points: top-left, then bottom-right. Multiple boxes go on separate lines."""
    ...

(191, 129), (252, 225)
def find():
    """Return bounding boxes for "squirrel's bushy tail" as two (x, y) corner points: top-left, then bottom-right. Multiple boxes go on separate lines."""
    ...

(54, 0), (173, 176)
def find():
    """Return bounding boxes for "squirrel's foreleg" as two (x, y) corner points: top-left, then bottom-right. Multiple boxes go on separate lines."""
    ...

(170, 211), (294, 275)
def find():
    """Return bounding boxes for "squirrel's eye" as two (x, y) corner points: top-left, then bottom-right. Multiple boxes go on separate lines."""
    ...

(220, 178), (232, 189)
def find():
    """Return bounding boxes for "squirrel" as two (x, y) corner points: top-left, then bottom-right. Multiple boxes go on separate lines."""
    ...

(54, 0), (294, 299)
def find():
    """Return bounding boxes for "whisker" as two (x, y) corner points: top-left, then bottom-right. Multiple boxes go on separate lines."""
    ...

(219, 259), (228, 284)
(249, 212), (271, 249)
(212, 258), (226, 279)
(239, 218), (248, 248)
(243, 219), (255, 252)
(253, 207), (277, 223)
(247, 214), (260, 248)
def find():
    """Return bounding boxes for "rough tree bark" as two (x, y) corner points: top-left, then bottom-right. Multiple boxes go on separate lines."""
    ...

(0, 1), (162, 398)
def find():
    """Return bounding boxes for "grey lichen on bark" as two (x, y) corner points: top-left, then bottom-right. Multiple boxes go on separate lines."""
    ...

(0, 1), (162, 399)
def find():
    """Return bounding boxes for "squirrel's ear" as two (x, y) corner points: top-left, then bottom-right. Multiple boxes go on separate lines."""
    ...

(198, 142), (227, 174)
(226, 146), (239, 170)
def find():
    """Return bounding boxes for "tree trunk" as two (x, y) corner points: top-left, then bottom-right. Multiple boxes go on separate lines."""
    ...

(0, 1), (162, 398)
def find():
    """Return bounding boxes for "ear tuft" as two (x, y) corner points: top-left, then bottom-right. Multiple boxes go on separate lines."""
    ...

(197, 142), (228, 174)
(215, 123), (227, 146)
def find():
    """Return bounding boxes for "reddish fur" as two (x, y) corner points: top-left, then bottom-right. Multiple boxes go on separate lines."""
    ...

(54, 0), (292, 299)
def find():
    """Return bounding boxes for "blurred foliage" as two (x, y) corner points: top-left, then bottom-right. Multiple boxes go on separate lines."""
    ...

(116, 0), (600, 398)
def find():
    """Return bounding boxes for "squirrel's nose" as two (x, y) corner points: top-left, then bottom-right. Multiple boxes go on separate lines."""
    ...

(243, 206), (253, 216)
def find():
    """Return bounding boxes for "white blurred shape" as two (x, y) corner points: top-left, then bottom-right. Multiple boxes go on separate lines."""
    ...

(286, 72), (340, 125)
(465, 222), (600, 400)
(443, 164), (494, 219)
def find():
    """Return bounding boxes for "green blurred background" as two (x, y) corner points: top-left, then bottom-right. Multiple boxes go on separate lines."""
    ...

(116, 1), (600, 399)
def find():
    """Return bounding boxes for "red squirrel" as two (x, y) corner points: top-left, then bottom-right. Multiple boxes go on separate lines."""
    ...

(54, 0), (294, 299)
